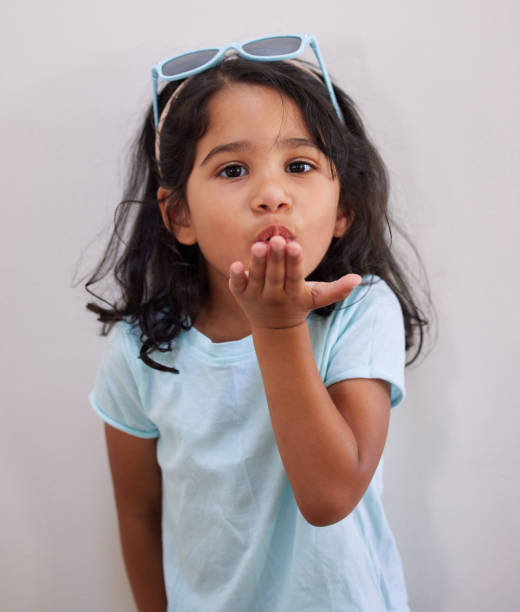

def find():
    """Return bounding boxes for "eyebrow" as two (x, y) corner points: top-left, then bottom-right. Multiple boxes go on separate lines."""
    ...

(200, 138), (319, 166)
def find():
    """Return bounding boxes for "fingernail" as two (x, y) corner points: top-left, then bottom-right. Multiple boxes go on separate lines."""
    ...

(252, 242), (267, 258)
(287, 241), (299, 256)
(271, 237), (285, 252)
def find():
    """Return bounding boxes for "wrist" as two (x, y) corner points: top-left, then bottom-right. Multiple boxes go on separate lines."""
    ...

(251, 320), (311, 357)
(251, 319), (307, 336)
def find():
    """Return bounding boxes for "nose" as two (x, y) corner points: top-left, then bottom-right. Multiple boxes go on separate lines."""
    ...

(250, 174), (292, 213)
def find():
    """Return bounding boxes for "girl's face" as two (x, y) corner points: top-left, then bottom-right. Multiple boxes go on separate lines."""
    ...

(167, 83), (347, 297)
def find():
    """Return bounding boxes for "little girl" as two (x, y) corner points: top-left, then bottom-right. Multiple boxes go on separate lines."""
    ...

(87, 34), (427, 612)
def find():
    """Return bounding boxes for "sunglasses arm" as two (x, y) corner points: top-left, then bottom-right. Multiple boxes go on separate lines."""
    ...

(152, 68), (160, 128)
(308, 38), (344, 124)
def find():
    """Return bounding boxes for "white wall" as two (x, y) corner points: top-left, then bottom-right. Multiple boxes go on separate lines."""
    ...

(2, 1), (518, 610)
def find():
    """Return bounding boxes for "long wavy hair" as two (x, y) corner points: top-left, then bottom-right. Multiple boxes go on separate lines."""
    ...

(85, 57), (430, 372)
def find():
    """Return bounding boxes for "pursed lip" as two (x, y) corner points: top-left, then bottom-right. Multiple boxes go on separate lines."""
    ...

(255, 224), (294, 243)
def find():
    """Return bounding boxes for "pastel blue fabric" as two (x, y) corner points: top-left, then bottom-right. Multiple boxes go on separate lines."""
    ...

(90, 277), (410, 611)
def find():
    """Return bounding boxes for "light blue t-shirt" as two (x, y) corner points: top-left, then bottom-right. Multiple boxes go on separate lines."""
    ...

(90, 277), (411, 611)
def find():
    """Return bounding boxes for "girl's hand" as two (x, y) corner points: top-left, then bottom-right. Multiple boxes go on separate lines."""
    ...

(228, 235), (362, 330)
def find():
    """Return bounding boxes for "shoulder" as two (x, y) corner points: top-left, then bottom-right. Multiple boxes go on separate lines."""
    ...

(105, 320), (142, 355)
(99, 320), (146, 381)
(309, 276), (406, 407)
(91, 320), (161, 438)
(343, 275), (401, 315)
(312, 275), (403, 335)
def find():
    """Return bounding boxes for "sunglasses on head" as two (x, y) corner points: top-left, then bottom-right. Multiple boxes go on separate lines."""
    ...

(151, 33), (344, 128)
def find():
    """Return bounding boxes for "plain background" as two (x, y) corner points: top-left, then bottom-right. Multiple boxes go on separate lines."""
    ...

(1, 1), (518, 610)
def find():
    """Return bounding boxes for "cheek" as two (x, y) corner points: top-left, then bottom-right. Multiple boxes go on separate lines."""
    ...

(299, 229), (332, 270)
(300, 208), (341, 268)
(191, 210), (234, 246)
(310, 203), (342, 238)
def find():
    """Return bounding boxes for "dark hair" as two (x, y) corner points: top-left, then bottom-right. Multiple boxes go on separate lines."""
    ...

(85, 57), (430, 372)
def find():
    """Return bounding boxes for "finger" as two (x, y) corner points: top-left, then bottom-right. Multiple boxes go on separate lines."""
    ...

(309, 273), (362, 309)
(285, 240), (304, 296)
(247, 241), (268, 295)
(228, 261), (248, 295)
(264, 235), (286, 295)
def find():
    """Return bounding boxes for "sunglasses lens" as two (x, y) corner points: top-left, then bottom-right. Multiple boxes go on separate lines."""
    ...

(242, 36), (302, 57)
(162, 49), (219, 77)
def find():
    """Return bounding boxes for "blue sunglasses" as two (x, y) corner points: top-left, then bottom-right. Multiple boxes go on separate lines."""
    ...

(151, 33), (343, 128)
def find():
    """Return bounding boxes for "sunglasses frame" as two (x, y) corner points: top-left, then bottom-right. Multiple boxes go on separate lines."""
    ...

(151, 33), (343, 127)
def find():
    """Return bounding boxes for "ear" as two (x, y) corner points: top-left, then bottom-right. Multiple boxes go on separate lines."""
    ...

(157, 187), (197, 245)
(333, 205), (353, 238)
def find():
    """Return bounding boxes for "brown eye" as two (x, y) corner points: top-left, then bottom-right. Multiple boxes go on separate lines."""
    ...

(287, 161), (313, 173)
(219, 164), (247, 178)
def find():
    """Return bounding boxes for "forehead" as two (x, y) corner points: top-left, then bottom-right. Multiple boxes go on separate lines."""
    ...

(202, 83), (312, 143)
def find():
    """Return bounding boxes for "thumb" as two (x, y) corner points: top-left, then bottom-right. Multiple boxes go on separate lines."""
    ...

(308, 274), (362, 309)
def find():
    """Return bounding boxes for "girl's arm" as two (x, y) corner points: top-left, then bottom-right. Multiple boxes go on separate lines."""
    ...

(251, 325), (390, 526)
(104, 424), (167, 611)
(229, 237), (391, 527)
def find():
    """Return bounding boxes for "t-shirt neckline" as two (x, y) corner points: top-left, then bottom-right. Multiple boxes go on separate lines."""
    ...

(185, 324), (255, 360)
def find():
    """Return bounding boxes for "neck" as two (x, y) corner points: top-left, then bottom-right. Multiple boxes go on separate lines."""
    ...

(193, 274), (251, 343)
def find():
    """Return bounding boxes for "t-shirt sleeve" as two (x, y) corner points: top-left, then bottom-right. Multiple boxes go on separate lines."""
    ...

(89, 323), (160, 438)
(323, 280), (406, 408)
